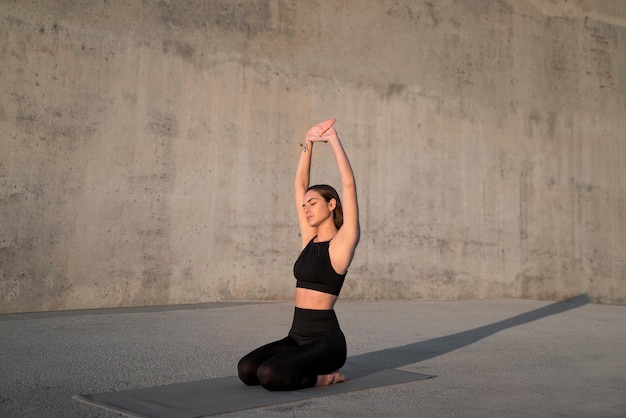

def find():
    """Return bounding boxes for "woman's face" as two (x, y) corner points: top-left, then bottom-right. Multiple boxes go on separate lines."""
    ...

(302, 190), (334, 227)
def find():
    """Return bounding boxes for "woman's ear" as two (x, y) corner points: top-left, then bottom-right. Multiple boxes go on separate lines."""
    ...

(328, 198), (337, 211)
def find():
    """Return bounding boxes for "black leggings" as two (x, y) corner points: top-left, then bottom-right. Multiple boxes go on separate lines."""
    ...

(238, 307), (347, 391)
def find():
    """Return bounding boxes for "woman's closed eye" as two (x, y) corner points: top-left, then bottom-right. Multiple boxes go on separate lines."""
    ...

(302, 199), (318, 210)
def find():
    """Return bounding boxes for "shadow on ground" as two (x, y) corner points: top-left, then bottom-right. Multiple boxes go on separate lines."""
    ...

(345, 294), (590, 377)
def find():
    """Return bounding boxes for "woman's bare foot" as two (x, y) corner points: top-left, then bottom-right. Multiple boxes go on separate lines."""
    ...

(315, 370), (348, 387)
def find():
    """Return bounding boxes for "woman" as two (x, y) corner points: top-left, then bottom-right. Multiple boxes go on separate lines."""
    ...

(237, 118), (360, 391)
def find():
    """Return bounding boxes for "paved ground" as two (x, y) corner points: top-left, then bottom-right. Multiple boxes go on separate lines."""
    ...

(1, 296), (625, 417)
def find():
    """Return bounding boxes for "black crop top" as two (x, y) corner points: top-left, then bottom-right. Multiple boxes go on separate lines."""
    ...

(294, 237), (346, 296)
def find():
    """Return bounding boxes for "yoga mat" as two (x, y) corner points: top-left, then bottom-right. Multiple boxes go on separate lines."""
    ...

(73, 362), (433, 417)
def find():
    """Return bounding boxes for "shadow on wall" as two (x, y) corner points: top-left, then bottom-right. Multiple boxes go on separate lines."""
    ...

(346, 294), (590, 377)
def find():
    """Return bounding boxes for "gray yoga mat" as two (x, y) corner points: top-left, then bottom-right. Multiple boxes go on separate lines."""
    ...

(73, 362), (433, 417)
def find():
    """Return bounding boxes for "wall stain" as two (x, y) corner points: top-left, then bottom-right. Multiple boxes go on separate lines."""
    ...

(147, 110), (178, 138)
(386, 82), (406, 100)
(157, 0), (272, 37)
(162, 39), (195, 61)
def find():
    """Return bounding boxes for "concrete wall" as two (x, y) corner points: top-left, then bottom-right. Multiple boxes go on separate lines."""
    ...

(1, 0), (625, 313)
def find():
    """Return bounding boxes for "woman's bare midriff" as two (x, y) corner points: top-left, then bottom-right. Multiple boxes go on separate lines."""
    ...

(295, 287), (338, 310)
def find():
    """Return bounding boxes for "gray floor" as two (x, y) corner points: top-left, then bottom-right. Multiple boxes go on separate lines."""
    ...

(1, 296), (625, 417)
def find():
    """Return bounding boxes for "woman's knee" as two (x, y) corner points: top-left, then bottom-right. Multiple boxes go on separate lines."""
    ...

(237, 357), (259, 386)
(257, 363), (315, 391)
(256, 364), (277, 389)
(256, 363), (287, 391)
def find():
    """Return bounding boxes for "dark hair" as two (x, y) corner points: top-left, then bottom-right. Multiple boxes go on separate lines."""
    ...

(307, 184), (343, 229)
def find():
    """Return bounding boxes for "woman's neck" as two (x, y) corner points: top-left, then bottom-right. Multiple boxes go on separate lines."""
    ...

(315, 223), (338, 242)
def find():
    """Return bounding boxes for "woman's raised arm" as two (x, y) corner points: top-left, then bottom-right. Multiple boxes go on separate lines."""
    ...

(321, 127), (360, 259)
(294, 119), (336, 247)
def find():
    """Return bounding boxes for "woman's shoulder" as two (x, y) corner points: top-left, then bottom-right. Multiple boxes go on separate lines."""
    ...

(328, 228), (359, 273)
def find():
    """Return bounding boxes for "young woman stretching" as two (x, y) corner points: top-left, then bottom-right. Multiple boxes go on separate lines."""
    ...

(237, 118), (360, 391)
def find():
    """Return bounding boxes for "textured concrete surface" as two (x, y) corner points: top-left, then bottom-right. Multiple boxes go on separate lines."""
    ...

(1, 298), (625, 417)
(2, 1), (626, 312)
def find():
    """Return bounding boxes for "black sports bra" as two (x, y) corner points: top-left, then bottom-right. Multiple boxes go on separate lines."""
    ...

(294, 237), (346, 296)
